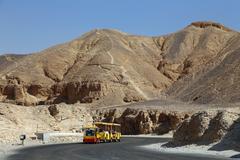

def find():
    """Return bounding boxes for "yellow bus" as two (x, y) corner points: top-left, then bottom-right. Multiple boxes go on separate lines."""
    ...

(83, 122), (121, 143)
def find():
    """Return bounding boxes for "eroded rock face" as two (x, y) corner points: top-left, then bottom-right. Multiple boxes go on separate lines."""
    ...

(65, 81), (103, 103)
(50, 81), (106, 104)
(0, 84), (38, 106)
(173, 110), (239, 145)
(93, 108), (189, 135)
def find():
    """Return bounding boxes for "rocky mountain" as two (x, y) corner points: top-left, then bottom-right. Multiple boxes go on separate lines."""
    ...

(0, 21), (239, 106)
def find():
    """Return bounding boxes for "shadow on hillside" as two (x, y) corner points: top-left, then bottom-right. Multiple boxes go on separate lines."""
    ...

(6, 142), (83, 160)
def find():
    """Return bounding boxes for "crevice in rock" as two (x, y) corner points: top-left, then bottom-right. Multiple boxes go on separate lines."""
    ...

(43, 68), (59, 82)
(62, 55), (79, 80)
(153, 37), (168, 52)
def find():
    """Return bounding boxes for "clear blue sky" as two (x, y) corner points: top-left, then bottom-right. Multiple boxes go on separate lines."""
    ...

(0, 0), (239, 54)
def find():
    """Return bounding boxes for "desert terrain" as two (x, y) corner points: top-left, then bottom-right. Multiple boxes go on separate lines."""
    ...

(0, 21), (240, 159)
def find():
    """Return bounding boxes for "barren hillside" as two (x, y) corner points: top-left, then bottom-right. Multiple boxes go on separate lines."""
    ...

(0, 21), (239, 106)
(0, 102), (92, 144)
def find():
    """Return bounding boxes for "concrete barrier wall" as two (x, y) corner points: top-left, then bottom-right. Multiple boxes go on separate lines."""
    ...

(42, 132), (83, 143)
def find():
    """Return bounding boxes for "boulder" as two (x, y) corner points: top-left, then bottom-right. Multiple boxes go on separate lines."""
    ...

(173, 110), (239, 145)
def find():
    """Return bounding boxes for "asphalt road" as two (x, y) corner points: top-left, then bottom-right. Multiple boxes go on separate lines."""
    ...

(6, 138), (230, 160)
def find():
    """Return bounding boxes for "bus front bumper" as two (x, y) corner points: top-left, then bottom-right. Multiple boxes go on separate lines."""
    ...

(83, 137), (97, 143)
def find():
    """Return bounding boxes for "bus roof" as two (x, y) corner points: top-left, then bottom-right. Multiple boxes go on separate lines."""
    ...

(94, 122), (121, 126)
(83, 125), (98, 129)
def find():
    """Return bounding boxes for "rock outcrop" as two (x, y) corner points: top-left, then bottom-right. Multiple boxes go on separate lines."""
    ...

(190, 21), (233, 31)
(93, 108), (190, 135)
(173, 110), (239, 145)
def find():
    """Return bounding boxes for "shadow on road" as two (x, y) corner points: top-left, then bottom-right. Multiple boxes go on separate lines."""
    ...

(6, 142), (83, 160)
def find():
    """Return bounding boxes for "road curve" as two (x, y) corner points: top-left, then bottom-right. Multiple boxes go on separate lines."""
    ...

(6, 138), (229, 160)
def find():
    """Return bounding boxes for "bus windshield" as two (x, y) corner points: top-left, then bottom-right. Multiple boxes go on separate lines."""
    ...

(85, 129), (95, 136)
